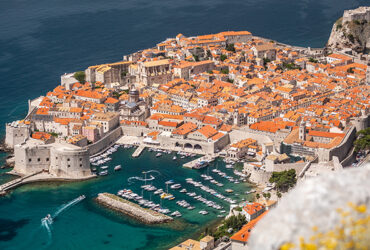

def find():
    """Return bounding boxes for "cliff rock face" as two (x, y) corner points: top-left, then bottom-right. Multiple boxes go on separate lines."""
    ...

(249, 164), (370, 249)
(327, 16), (370, 54)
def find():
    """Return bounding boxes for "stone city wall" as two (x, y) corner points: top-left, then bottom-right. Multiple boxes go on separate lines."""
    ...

(87, 126), (122, 156)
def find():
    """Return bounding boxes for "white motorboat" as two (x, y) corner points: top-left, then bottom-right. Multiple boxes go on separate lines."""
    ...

(173, 156), (177, 160)
(170, 184), (181, 189)
(156, 153), (162, 157)
(114, 165), (122, 171)
(99, 170), (108, 176)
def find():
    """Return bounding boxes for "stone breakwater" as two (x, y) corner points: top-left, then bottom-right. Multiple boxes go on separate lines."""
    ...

(96, 193), (173, 224)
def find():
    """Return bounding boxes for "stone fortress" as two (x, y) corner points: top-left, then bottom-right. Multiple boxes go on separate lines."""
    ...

(6, 121), (93, 179)
(342, 6), (370, 23)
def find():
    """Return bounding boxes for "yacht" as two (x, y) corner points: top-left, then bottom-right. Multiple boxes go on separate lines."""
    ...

(154, 189), (163, 195)
(199, 210), (208, 215)
(171, 211), (182, 217)
(101, 166), (109, 170)
(99, 170), (108, 176)
(170, 184), (181, 189)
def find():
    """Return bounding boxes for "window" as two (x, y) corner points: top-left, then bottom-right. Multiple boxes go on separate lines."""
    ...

(46, 158), (49, 161)
(79, 158), (82, 161)
(29, 158), (32, 162)
(67, 158), (70, 161)
(37, 158), (40, 162)
(56, 157), (58, 160)
(80, 164), (82, 167)
(68, 165), (71, 168)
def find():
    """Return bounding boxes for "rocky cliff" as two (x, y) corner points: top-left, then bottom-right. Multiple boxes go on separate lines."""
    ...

(327, 17), (370, 54)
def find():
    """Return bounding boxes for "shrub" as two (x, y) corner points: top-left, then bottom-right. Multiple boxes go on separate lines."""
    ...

(269, 169), (297, 192)
(74, 71), (86, 84)
(226, 43), (235, 52)
(220, 54), (227, 62)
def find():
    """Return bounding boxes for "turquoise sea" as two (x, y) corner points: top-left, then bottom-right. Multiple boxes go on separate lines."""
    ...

(0, 0), (368, 249)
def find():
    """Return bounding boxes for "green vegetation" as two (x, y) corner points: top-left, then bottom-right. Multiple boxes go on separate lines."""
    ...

(227, 78), (234, 83)
(206, 50), (212, 58)
(226, 43), (235, 52)
(220, 68), (229, 74)
(269, 169), (297, 192)
(207, 70), (213, 74)
(277, 192), (282, 198)
(112, 92), (122, 98)
(263, 192), (271, 199)
(49, 132), (59, 137)
(347, 34), (355, 43)
(211, 214), (247, 239)
(74, 71), (86, 84)
(220, 54), (227, 62)
(256, 193), (260, 199)
(121, 71), (128, 78)
(282, 62), (301, 70)
(193, 54), (199, 62)
(354, 128), (370, 151)
(263, 58), (271, 64)
(347, 67), (354, 74)
(309, 57), (318, 63)
(234, 206), (242, 212)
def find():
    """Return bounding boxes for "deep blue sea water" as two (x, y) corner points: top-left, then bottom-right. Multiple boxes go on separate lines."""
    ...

(0, 0), (368, 249)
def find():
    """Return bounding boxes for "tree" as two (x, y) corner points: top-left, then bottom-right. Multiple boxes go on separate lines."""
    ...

(256, 193), (260, 199)
(347, 67), (354, 74)
(269, 169), (297, 192)
(74, 71), (86, 84)
(277, 192), (282, 198)
(221, 68), (229, 74)
(226, 43), (235, 52)
(220, 54), (227, 62)
(354, 127), (370, 151)
(193, 54), (199, 62)
(121, 71), (128, 78)
(309, 57), (318, 63)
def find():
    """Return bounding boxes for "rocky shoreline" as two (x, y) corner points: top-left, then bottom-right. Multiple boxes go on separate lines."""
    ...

(96, 193), (173, 224)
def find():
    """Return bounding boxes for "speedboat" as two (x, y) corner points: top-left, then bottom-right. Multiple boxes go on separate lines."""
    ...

(165, 180), (175, 185)
(101, 166), (109, 170)
(114, 165), (122, 171)
(171, 211), (182, 217)
(41, 214), (53, 224)
(179, 188), (187, 193)
(173, 156), (177, 160)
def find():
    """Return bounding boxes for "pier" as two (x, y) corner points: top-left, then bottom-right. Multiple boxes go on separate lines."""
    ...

(132, 145), (146, 158)
(96, 193), (173, 224)
(183, 155), (215, 169)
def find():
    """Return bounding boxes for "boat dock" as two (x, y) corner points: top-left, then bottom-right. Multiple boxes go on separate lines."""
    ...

(132, 145), (146, 158)
(183, 155), (215, 169)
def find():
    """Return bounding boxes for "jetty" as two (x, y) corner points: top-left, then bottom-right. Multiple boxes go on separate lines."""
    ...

(96, 193), (173, 224)
(183, 155), (215, 169)
(132, 145), (146, 158)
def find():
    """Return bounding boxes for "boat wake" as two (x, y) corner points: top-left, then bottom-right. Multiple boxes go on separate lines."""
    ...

(128, 175), (155, 184)
(53, 195), (86, 218)
(40, 194), (86, 246)
(127, 170), (161, 184)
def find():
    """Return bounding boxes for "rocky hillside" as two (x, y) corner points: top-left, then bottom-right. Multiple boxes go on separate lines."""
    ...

(327, 17), (370, 54)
